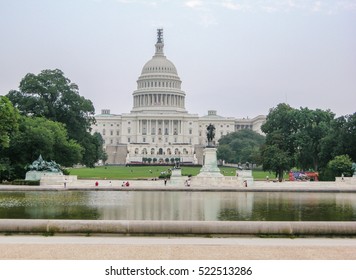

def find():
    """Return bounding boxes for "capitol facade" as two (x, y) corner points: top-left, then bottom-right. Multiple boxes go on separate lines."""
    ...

(92, 29), (266, 165)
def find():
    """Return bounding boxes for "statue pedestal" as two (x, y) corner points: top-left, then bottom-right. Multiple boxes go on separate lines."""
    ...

(238, 169), (254, 187)
(197, 147), (223, 178)
(25, 171), (62, 181)
(168, 168), (188, 187)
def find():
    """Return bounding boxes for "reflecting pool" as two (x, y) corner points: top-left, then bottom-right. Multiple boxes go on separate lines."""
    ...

(0, 191), (356, 221)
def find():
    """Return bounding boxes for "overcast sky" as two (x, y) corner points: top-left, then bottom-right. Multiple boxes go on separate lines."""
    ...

(1, 0), (355, 118)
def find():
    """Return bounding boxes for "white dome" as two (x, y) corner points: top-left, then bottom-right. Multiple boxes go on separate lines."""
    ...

(141, 56), (178, 75)
(131, 29), (186, 114)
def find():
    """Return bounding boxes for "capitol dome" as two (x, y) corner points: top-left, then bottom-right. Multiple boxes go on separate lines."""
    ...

(131, 29), (186, 113)
(141, 57), (177, 75)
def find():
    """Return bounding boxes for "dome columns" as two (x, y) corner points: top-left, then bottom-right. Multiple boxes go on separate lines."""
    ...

(133, 93), (185, 109)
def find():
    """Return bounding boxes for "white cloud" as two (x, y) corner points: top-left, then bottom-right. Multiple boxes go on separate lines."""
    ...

(185, 0), (203, 9)
(312, 1), (322, 12)
(217, 0), (356, 14)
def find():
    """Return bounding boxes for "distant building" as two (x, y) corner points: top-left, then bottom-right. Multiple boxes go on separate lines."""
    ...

(92, 29), (266, 165)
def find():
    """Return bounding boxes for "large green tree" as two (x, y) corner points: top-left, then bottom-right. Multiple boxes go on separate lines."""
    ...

(261, 103), (355, 181)
(294, 107), (334, 171)
(0, 96), (20, 181)
(6, 69), (106, 168)
(0, 96), (20, 148)
(261, 103), (297, 181)
(217, 130), (265, 164)
(7, 69), (95, 141)
(6, 116), (83, 179)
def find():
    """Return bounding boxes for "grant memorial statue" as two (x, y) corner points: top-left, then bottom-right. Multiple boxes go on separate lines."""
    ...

(197, 123), (223, 178)
(25, 155), (63, 181)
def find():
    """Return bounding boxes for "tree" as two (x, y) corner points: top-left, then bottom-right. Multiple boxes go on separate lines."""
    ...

(7, 117), (83, 179)
(79, 132), (106, 168)
(294, 107), (334, 171)
(327, 155), (353, 178)
(261, 145), (292, 181)
(217, 130), (265, 164)
(7, 69), (95, 141)
(261, 103), (297, 181)
(6, 69), (107, 167)
(0, 96), (20, 148)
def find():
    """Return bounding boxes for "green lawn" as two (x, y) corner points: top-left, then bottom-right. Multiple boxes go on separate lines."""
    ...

(68, 165), (286, 180)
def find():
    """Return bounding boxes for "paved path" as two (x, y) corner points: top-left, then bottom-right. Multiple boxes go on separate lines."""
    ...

(0, 236), (356, 260)
(1, 180), (356, 192)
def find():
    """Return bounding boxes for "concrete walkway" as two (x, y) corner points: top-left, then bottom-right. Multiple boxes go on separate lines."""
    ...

(0, 236), (356, 260)
(1, 180), (356, 192)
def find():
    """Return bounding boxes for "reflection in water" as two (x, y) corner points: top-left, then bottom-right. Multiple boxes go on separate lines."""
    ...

(0, 191), (356, 221)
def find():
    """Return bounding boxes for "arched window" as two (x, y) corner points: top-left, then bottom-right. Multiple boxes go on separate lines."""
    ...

(142, 148), (147, 154)
(158, 148), (163, 155)
(151, 148), (155, 155)
(135, 148), (139, 154)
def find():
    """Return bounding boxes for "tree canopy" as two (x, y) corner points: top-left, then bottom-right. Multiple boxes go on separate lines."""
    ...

(261, 103), (355, 181)
(7, 69), (95, 141)
(217, 129), (265, 164)
(0, 96), (20, 148)
(1, 69), (107, 181)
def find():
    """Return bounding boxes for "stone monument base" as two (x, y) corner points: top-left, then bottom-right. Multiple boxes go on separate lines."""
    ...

(237, 169), (254, 187)
(25, 171), (63, 181)
(169, 168), (189, 187)
(197, 147), (223, 178)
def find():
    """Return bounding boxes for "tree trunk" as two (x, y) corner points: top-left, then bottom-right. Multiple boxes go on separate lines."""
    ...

(278, 170), (284, 182)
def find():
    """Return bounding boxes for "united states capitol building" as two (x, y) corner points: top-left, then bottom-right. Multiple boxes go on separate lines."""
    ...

(92, 29), (266, 165)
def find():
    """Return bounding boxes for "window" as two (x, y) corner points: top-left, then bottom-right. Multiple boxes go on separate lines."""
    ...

(128, 128), (131, 134)
(116, 131), (119, 136)
(189, 128), (192, 135)
(127, 137), (130, 143)
(152, 137), (155, 142)
(143, 137), (146, 143)
(110, 131), (113, 136)
(102, 129), (106, 135)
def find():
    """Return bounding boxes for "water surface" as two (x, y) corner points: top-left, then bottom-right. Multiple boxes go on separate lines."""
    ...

(0, 191), (356, 221)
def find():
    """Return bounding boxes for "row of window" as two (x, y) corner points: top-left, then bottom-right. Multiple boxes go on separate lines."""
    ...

(104, 137), (192, 145)
(143, 66), (175, 72)
(137, 80), (180, 89)
(134, 147), (190, 155)
(236, 125), (253, 129)
(98, 124), (252, 136)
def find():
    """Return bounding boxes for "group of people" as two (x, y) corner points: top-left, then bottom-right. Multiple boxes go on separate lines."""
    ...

(121, 181), (130, 187)
(184, 179), (191, 187)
